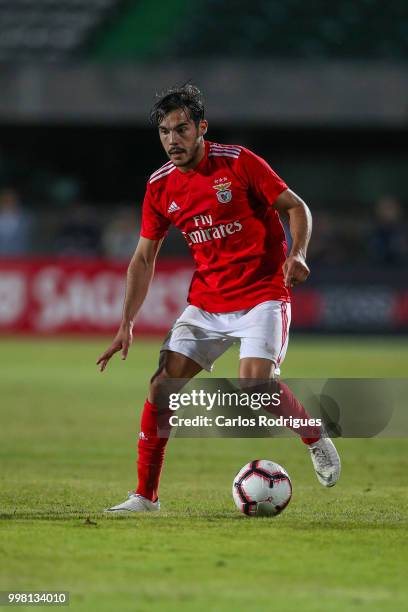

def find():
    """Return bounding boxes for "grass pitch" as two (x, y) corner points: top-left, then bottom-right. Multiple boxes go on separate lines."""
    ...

(1, 335), (407, 611)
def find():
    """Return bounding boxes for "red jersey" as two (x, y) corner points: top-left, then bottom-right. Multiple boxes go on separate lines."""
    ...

(141, 140), (290, 312)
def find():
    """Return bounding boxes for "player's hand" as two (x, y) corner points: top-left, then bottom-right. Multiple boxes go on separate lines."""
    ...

(283, 253), (310, 288)
(96, 324), (133, 372)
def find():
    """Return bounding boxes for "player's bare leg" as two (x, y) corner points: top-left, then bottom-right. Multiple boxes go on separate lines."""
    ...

(105, 351), (202, 513)
(147, 350), (203, 403)
(239, 357), (341, 487)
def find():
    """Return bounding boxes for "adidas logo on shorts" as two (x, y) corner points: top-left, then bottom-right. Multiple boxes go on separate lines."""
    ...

(167, 201), (180, 213)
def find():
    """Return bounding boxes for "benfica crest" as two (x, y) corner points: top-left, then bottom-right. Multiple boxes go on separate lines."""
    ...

(213, 179), (232, 204)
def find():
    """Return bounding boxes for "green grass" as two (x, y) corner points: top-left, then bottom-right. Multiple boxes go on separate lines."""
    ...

(1, 335), (407, 611)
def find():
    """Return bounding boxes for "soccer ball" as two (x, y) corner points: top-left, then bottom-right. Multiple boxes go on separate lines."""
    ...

(232, 459), (292, 517)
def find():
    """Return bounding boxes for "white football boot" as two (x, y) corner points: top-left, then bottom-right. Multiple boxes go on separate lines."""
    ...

(104, 492), (160, 514)
(308, 437), (341, 487)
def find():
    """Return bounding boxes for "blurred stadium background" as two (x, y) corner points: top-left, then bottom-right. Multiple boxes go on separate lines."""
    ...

(0, 0), (407, 337)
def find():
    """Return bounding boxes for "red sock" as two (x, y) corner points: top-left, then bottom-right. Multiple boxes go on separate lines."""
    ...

(264, 381), (321, 444)
(136, 399), (168, 501)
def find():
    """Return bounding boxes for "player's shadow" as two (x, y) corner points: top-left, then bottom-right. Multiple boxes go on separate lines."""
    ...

(0, 510), (104, 521)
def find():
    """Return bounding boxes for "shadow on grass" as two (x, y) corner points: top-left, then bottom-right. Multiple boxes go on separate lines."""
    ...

(1, 509), (406, 529)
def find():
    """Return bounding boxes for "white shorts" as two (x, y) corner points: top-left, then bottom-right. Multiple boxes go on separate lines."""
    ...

(161, 300), (291, 373)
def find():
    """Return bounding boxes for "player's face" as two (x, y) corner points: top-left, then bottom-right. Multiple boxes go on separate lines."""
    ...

(158, 109), (208, 170)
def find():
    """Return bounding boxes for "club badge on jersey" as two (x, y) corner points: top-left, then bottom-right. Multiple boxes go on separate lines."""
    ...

(213, 177), (232, 204)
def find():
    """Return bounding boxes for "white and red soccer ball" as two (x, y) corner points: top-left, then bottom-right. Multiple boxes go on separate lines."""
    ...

(232, 460), (292, 517)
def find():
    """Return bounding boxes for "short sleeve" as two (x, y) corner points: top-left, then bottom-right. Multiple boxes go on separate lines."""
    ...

(140, 183), (171, 240)
(239, 148), (288, 207)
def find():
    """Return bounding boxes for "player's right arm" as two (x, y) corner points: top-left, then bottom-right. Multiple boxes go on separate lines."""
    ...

(96, 236), (163, 372)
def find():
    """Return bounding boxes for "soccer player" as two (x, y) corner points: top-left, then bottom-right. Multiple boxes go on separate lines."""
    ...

(97, 85), (341, 513)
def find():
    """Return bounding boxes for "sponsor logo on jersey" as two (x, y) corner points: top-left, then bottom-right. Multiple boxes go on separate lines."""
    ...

(213, 177), (232, 204)
(182, 219), (243, 246)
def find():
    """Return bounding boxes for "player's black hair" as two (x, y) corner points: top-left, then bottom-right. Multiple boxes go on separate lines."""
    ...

(149, 84), (205, 127)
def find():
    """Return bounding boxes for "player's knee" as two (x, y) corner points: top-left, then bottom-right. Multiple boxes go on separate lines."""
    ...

(149, 367), (170, 397)
(239, 357), (276, 379)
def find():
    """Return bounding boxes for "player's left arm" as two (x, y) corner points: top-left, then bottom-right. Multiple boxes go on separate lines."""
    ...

(274, 188), (312, 287)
